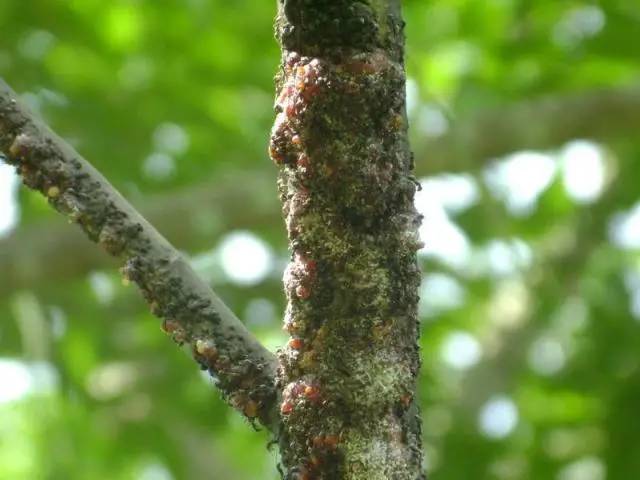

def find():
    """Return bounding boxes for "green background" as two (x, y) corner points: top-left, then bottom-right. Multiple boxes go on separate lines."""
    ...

(1, 1), (640, 478)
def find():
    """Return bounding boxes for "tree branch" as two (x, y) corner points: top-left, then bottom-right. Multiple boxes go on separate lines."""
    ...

(0, 78), (279, 430)
(2, 83), (639, 298)
(419, 83), (640, 172)
(0, 174), (280, 298)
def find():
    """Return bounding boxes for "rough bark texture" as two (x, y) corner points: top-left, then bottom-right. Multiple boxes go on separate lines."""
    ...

(0, 173), (280, 299)
(269, 1), (424, 478)
(0, 79), (279, 430)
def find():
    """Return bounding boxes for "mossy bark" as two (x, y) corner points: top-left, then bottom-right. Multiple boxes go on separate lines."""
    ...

(269, 1), (424, 478)
(0, 79), (279, 430)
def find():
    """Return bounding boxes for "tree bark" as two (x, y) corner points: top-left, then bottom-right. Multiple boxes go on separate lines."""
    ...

(0, 173), (280, 299)
(0, 1), (426, 476)
(270, 1), (424, 478)
(0, 79), (279, 430)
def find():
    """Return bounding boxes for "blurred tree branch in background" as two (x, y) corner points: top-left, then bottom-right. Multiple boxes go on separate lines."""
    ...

(416, 83), (640, 173)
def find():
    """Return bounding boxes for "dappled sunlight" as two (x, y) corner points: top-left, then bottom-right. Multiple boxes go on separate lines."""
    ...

(416, 175), (476, 269)
(472, 238), (533, 279)
(557, 456), (606, 480)
(553, 6), (606, 49)
(416, 174), (480, 216)
(559, 141), (606, 204)
(85, 361), (139, 401)
(623, 269), (640, 320)
(543, 427), (606, 462)
(440, 331), (482, 371)
(488, 280), (530, 330)
(0, 163), (19, 237)
(88, 271), (117, 305)
(609, 202), (640, 249)
(143, 152), (176, 181)
(415, 104), (449, 138)
(484, 151), (557, 217)
(478, 395), (519, 440)
(418, 215), (472, 269)
(152, 123), (190, 156)
(0, 359), (57, 404)
(137, 462), (174, 480)
(527, 336), (566, 376)
(419, 273), (466, 318)
(18, 29), (55, 61)
(217, 231), (274, 286)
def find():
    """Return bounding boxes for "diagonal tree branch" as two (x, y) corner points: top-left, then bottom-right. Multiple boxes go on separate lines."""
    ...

(0, 78), (279, 430)
(0, 173), (280, 298)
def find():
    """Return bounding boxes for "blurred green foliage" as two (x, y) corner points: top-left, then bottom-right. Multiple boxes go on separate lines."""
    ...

(1, 1), (640, 479)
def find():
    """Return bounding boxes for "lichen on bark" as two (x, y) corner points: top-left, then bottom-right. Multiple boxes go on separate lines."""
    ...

(270, 1), (424, 478)
(0, 79), (279, 430)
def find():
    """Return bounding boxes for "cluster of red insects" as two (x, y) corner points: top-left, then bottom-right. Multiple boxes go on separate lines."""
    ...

(269, 53), (323, 168)
(280, 379), (322, 415)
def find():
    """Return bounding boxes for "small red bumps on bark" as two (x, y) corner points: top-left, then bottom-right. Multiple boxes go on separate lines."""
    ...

(286, 51), (301, 68)
(195, 339), (218, 360)
(304, 259), (317, 275)
(307, 59), (320, 77)
(269, 144), (285, 165)
(304, 384), (321, 403)
(9, 133), (31, 159)
(324, 435), (339, 450)
(288, 338), (304, 350)
(281, 400), (294, 415)
(47, 186), (60, 198)
(215, 356), (230, 370)
(161, 319), (187, 344)
(174, 330), (187, 344)
(301, 83), (320, 100)
(312, 434), (339, 450)
(293, 468), (311, 480)
(283, 320), (298, 333)
(286, 101), (298, 118)
(290, 381), (306, 398)
(297, 153), (310, 169)
(161, 318), (180, 334)
(243, 399), (259, 418)
(296, 284), (311, 299)
(277, 84), (294, 106)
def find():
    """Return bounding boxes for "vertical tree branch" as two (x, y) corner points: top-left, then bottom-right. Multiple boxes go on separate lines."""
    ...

(0, 78), (279, 430)
(270, 1), (424, 478)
